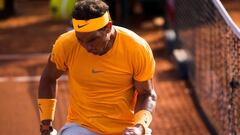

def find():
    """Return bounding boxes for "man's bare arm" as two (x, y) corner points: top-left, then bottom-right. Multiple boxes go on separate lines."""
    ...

(123, 79), (157, 135)
(134, 79), (157, 113)
(38, 56), (64, 135)
(38, 56), (64, 98)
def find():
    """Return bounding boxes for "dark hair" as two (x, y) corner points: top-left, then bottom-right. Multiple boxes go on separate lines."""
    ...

(72, 0), (109, 20)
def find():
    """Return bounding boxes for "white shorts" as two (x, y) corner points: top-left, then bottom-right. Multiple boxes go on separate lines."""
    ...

(58, 122), (152, 135)
(58, 123), (99, 135)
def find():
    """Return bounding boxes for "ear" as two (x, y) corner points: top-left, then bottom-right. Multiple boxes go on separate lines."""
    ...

(106, 21), (112, 33)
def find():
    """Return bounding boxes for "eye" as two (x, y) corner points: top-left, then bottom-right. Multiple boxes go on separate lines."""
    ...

(87, 38), (96, 43)
(86, 37), (97, 44)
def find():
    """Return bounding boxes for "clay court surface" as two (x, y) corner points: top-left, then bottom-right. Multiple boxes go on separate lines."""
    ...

(2, 0), (239, 134)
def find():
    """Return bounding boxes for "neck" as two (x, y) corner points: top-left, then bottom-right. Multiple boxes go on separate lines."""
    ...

(100, 27), (116, 55)
(108, 27), (116, 48)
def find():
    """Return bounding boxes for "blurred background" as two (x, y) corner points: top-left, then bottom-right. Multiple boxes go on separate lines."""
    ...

(0, 0), (239, 135)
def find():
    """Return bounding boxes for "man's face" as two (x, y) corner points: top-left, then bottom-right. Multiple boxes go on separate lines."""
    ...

(75, 26), (111, 55)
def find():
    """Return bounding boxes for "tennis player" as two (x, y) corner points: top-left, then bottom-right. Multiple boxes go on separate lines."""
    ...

(38, 0), (156, 135)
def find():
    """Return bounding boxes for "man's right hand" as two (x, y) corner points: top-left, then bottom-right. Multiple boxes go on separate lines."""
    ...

(40, 120), (53, 135)
(41, 130), (51, 135)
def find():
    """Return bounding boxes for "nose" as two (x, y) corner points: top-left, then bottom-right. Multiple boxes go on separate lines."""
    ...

(85, 44), (98, 53)
(84, 43), (93, 50)
(86, 45), (92, 50)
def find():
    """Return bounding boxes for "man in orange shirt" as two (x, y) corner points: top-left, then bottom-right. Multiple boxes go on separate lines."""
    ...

(38, 0), (157, 135)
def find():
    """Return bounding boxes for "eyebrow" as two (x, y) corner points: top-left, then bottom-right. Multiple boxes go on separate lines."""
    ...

(76, 32), (99, 44)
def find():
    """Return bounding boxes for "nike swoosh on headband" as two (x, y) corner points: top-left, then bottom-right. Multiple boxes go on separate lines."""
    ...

(77, 23), (88, 28)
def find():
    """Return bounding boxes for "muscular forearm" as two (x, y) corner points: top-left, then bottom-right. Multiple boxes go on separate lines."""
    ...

(135, 89), (157, 112)
(123, 89), (156, 135)
(38, 75), (57, 99)
(38, 77), (57, 134)
(38, 59), (63, 99)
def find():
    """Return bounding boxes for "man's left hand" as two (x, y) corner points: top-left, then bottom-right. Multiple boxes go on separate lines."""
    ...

(122, 124), (144, 135)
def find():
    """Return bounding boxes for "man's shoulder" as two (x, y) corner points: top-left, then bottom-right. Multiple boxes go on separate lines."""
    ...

(115, 26), (138, 38)
(57, 30), (76, 43)
(115, 26), (149, 49)
(53, 30), (78, 52)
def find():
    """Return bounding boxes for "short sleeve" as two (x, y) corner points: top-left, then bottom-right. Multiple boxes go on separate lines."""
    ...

(50, 37), (68, 71)
(133, 43), (155, 81)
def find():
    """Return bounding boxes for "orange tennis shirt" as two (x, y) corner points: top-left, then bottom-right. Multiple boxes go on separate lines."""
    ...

(51, 26), (155, 134)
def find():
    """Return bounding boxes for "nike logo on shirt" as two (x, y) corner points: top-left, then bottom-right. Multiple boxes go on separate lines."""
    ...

(91, 69), (104, 74)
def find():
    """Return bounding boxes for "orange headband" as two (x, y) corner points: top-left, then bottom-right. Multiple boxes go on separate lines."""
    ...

(72, 12), (110, 32)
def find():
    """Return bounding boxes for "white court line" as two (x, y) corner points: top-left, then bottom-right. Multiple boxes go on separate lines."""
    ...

(0, 75), (68, 83)
(0, 53), (67, 83)
(0, 53), (50, 60)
